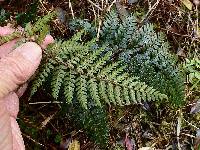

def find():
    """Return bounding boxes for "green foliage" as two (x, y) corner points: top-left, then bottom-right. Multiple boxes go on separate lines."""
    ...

(0, 31), (21, 45)
(0, 11), (56, 46)
(72, 104), (109, 146)
(29, 28), (167, 147)
(24, 11), (57, 44)
(54, 133), (62, 144)
(0, 8), (10, 25)
(26, 10), (184, 146)
(15, 2), (38, 27)
(184, 57), (200, 90)
(69, 10), (185, 106)
(30, 31), (168, 109)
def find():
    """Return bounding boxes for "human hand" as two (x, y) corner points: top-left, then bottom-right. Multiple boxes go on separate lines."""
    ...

(0, 25), (54, 149)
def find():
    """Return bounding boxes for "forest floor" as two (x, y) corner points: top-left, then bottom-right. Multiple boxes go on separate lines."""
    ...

(0, 0), (200, 149)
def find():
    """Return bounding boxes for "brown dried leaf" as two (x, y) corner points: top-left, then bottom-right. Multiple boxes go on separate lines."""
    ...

(182, 0), (193, 10)
(190, 100), (200, 114)
(68, 140), (80, 150)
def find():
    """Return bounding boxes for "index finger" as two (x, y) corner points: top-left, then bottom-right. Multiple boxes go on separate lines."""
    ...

(0, 26), (15, 36)
(0, 39), (19, 58)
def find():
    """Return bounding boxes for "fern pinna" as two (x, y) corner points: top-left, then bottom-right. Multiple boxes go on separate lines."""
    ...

(30, 31), (168, 109)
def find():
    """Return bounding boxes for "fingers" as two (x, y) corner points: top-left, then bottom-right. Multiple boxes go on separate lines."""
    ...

(0, 25), (54, 58)
(0, 25), (14, 36)
(10, 117), (25, 150)
(16, 83), (28, 98)
(0, 25), (19, 57)
(3, 93), (19, 118)
(0, 104), (25, 150)
(0, 42), (42, 98)
(0, 39), (19, 58)
(0, 102), (12, 149)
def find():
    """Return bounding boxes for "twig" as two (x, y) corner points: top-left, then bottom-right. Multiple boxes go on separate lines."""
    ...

(183, 117), (200, 130)
(96, 19), (102, 40)
(22, 133), (44, 147)
(87, 0), (103, 11)
(69, 0), (75, 19)
(101, 0), (104, 9)
(177, 116), (182, 150)
(38, 0), (48, 13)
(29, 101), (63, 104)
(181, 133), (196, 138)
(195, 5), (199, 38)
(107, 0), (117, 11)
(39, 111), (58, 129)
(141, 0), (160, 23)
(160, 28), (200, 42)
(91, 5), (97, 25)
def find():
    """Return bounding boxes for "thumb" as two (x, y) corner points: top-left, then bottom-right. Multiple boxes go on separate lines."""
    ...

(0, 42), (42, 98)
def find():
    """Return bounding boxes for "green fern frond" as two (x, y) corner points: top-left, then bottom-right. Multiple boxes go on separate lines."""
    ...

(0, 31), (21, 45)
(30, 31), (168, 109)
(71, 104), (109, 146)
(69, 10), (185, 106)
(25, 11), (185, 147)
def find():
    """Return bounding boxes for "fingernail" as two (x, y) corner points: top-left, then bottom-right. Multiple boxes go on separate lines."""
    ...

(41, 34), (54, 49)
(16, 42), (42, 62)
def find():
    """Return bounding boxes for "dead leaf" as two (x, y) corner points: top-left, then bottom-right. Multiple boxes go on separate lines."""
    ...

(182, 0), (193, 10)
(59, 138), (71, 150)
(123, 133), (134, 150)
(39, 111), (57, 129)
(68, 140), (80, 150)
(190, 100), (200, 114)
(177, 48), (186, 58)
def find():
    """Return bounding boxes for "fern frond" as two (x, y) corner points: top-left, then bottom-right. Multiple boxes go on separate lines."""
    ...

(71, 104), (109, 146)
(92, 51), (112, 73)
(31, 31), (168, 108)
(0, 31), (21, 45)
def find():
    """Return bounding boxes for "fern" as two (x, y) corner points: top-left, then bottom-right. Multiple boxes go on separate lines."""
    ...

(0, 31), (21, 45)
(71, 104), (109, 147)
(25, 10), (184, 147)
(69, 10), (185, 106)
(184, 57), (200, 90)
(31, 31), (167, 109)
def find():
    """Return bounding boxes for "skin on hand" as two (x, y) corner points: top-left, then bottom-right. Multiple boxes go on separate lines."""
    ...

(0, 25), (54, 150)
